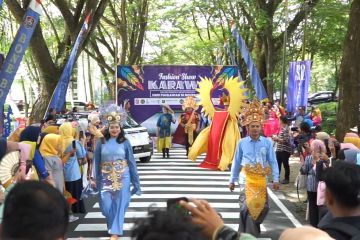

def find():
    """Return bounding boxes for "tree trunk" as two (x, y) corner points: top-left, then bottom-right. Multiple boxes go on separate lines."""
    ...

(336, 0), (360, 141)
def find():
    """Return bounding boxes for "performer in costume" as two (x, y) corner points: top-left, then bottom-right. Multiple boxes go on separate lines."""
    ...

(262, 103), (280, 137)
(92, 104), (141, 240)
(172, 96), (200, 156)
(188, 77), (247, 170)
(156, 105), (176, 158)
(229, 98), (280, 237)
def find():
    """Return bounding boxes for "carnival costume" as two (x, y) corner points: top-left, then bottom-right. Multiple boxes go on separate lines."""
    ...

(188, 77), (247, 170)
(93, 104), (141, 236)
(229, 98), (279, 236)
(172, 96), (200, 155)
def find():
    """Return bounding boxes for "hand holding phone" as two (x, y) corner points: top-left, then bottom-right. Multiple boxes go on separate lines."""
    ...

(167, 197), (189, 217)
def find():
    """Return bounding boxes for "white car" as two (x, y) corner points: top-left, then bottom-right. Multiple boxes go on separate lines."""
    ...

(122, 116), (153, 163)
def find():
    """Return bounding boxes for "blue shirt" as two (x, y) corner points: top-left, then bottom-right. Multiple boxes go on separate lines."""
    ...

(230, 136), (279, 184)
(64, 140), (86, 182)
(157, 113), (174, 138)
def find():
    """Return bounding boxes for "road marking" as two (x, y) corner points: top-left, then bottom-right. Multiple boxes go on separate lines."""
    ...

(132, 193), (238, 200)
(140, 186), (231, 192)
(139, 180), (230, 185)
(86, 211), (241, 219)
(137, 162), (199, 166)
(74, 223), (266, 233)
(93, 202), (240, 209)
(138, 170), (230, 175)
(267, 187), (302, 227)
(140, 175), (229, 180)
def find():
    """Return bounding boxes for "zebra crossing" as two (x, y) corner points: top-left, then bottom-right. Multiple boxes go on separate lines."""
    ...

(66, 148), (296, 240)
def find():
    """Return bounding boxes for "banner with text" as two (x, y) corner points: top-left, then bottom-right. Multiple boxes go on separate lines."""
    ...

(117, 65), (239, 130)
(286, 60), (312, 113)
(0, 0), (41, 135)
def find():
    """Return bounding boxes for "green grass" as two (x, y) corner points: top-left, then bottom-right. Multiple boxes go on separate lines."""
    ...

(318, 102), (338, 135)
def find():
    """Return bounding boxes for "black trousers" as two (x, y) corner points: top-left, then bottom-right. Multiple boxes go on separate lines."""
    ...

(307, 191), (319, 227)
(276, 151), (291, 181)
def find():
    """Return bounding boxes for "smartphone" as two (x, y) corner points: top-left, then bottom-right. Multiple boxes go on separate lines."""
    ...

(166, 197), (189, 217)
(72, 140), (76, 149)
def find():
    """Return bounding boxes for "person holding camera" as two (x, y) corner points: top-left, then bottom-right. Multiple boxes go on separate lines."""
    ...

(229, 99), (280, 237)
(132, 198), (256, 240)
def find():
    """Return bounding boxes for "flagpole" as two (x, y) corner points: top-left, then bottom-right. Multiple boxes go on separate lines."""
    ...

(280, 0), (288, 106)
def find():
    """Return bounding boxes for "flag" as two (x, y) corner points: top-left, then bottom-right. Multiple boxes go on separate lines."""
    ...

(4, 105), (12, 137)
(46, 13), (91, 114)
(0, 0), (42, 134)
(223, 41), (247, 95)
(286, 60), (312, 113)
(231, 24), (268, 100)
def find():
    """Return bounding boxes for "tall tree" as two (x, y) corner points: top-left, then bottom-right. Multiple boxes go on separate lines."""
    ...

(85, 0), (149, 98)
(336, 0), (360, 141)
(5, 0), (110, 121)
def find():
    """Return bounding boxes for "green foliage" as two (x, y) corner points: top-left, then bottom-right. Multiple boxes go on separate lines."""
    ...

(318, 102), (337, 135)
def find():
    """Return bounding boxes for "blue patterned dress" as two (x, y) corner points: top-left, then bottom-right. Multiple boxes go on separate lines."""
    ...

(94, 138), (141, 235)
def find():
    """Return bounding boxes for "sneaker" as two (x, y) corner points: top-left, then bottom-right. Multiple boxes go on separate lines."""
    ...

(281, 179), (289, 184)
(69, 215), (79, 223)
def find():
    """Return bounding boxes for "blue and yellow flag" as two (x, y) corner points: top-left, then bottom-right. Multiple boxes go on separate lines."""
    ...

(47, 13), (91, 115)
(231, 24), (268, 100)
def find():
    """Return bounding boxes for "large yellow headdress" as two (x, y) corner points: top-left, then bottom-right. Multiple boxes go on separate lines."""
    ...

(182, 96), (199, 111)
(241, 98), (265, 126)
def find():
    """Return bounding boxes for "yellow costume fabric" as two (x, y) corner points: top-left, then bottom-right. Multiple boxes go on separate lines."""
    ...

(243, 163), (271, 220)
(188, 77), (247, 171)
(157, 137), (172, 152)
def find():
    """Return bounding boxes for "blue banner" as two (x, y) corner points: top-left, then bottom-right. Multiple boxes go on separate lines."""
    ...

(47, 14), (90, 114)
(231, 25), (268, 100)
(0, 0), (41, 115)
(286, 60), (312, 113)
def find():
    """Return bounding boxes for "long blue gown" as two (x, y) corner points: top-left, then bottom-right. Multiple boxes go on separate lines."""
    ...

(94, 138), (141, 235)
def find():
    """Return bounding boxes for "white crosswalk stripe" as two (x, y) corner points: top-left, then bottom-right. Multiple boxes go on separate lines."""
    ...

(67, 149), (268, 239)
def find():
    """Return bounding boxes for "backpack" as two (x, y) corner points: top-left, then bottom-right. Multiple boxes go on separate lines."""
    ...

(322, 222), (360, 240)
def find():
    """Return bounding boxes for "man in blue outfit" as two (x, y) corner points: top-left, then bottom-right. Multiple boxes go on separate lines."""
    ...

(229, 98), (279, 237)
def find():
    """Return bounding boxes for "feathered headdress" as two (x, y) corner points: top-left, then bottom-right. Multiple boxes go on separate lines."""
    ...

(182, 96), (199, 111)
(241, 98), (265, 126)
(99, 104), (127, 126)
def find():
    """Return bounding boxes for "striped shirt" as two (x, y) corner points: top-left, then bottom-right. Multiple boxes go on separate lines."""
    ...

(275, 126), (292, 153)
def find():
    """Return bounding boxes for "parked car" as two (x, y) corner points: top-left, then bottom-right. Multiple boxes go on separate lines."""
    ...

(122, 116), (153, 163)
(65, 101), (89, 111)
(308, 91), (337, 105)
(56, 113), (153, 163)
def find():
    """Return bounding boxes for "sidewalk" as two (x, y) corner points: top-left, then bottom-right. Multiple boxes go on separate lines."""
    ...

(278, 156), (307, 221)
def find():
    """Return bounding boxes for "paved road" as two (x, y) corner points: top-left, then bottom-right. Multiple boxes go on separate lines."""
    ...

(66, 149), (303, 240)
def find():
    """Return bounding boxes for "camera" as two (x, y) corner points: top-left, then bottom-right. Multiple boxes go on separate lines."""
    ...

(166, 197), (189, 217)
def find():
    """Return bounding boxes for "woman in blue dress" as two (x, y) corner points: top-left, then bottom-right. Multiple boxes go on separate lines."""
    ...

(92, 108), (141, 240)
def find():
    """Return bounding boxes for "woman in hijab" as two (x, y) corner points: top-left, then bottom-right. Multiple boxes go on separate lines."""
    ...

(59, 122), (86, 214)
(19, 126), (49, 180)
(301, 139), (328, 227)
(39, 133), (74, 193)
